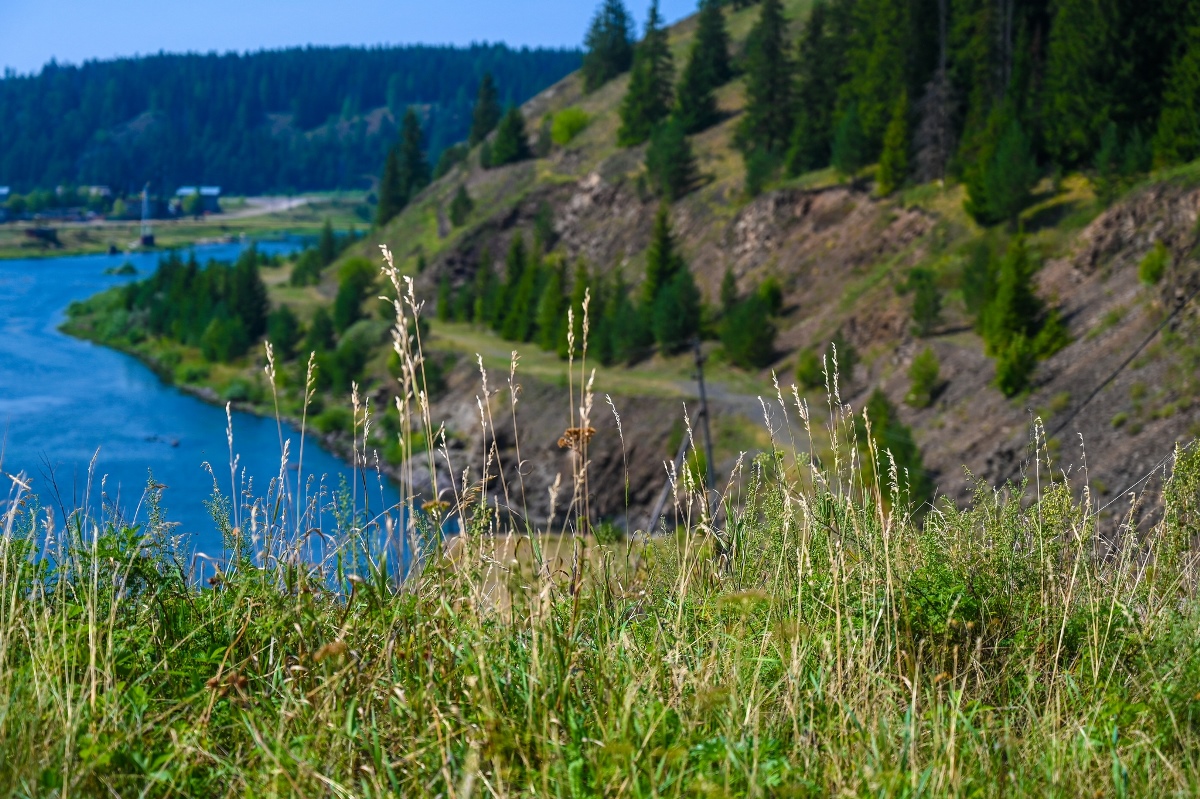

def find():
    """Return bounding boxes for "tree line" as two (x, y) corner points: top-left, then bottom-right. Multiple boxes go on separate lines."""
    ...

(582, 0), (1200, 220)
(0, 45), (579, 195)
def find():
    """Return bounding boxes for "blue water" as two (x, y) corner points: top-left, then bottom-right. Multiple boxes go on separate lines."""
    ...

(0, 240), (402, 563)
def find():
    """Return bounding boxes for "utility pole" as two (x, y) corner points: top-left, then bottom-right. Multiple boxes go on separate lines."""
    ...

(693, 337), (715, 492)
(646, 341), (719, 532)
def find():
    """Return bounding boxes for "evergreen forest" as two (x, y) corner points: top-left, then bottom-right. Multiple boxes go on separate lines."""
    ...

(0, 44), (580, 194)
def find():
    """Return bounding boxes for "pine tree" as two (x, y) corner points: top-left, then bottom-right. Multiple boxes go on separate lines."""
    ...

(489, 107), (533, 167)
(618, 1), (674, 147)
(501, 255), (542, 342)
(642, 203), (683, 307)
(831, 105), (868, 181)
(305, 307), (335, 354)
(983, 236), (1040, 355)
(965, 107), (1038, 227)
(496, 235), (528, 332)
(397, 108), (431, 202)
(858, 389), (933, 507)
(675, 0), (733, 134)
(472, 249), (497, 325)
(876, 90), (910, 196)
(317, 218), (337, 265)
(841, 0), (914, 149)
(720, 266), (739, 314)
(375, 146), (405, 227)
(912, 66), (956, 184)
(535, 258), (566, 351)
(1042, 0), (1119, 167)
(582, 0), (636, 93)
(1153, 25), (1200, 168)
(721, 293), (777, 368)
(652, 267), (702, 354)
(645, 117), (699, 200)
(469, 72), (502, 147)
(560, 260), (593, 357)
(449, 184), (473, 227)
(786, 0), (852, 174)
(738, 0), (794, 156)
(267, 304), (302, 361)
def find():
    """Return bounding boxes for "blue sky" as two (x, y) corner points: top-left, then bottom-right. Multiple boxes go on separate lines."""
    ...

(0, 0), (698, 76)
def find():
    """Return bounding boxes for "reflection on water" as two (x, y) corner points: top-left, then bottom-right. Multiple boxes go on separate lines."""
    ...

(0, 240), (401, 561)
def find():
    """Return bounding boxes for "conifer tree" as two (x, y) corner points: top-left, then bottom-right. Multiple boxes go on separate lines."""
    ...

(964, 108), (1038, 227)
(375, 146), (405, 227)
(449, 184), (473, 227)
(876, 90), (910, 196)
(469, 73), (502, 147)
(267, 305), (302, 361)
(535, 258), (566, 351)
(787, 0), (852, 174)
(436, 274), (453, 321)
(645, 117), (699, 200)
(472, 247), (496, 325)
(397, 108), (431, 202)
(305, 307), (335, 354)
(1042, 0), (1119, 167)
(841, 0), (914, 149)
(1153, 25), (1200, 168)
(617, 1), (675, 147)
(560, 260), (593, 357)
(582, 0), (636, 93)
(501, 254), (542, 342)
(489, 107), (533, 167)
(496, 235), (528, 332)
(641, 203), (683, 307)
(675, 0), (733, 134)
(831, 105), (868, 181)
(738, 0), (794, 156)
(317, 218), (337, 266)
(721, 293), (777, 369)
(720, 266), (738, 314)
(652, 267), (701, 354)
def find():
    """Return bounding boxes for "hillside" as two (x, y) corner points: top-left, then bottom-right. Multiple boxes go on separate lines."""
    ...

(354, 0), (1200, 523)
(64, 0), (1200, 530)
(0, 44), (580, 194)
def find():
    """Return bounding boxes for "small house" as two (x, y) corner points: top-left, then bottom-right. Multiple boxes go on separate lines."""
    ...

(175, 186), (222, 214)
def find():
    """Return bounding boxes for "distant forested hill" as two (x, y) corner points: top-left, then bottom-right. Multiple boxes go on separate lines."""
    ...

(0, 45), (580, 195)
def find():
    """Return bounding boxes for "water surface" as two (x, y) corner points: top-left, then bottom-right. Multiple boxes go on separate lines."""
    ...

(0, 241), (400, 557)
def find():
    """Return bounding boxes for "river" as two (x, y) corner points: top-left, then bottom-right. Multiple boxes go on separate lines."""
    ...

(0, 240), (402, 563)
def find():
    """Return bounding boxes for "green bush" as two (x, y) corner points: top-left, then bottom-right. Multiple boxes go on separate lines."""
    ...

(795, 347), (824, 389)
(995, 333), (1037, 397)
(721, 294), (777, 369)
(200, 316), (249, 363)
(313, 405), (353, 434)
(1139, 240), (1170, 285)
(906, 347), (940, 408)
(551, 107), (590, 145)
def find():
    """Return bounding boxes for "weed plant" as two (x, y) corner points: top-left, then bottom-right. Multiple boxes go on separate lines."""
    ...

(1, 247), (1198, 796)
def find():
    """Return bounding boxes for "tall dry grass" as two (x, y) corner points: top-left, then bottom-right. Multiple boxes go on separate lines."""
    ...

(0, 246), (1197, 796)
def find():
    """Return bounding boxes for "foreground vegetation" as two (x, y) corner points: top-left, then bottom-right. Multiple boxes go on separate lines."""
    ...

(6, 251), (1199, 797)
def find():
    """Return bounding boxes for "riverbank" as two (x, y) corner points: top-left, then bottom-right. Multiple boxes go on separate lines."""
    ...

(0, 194), (368, 260)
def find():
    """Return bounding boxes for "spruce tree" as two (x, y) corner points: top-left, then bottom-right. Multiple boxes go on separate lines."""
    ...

(469, 72), (502, 147)
(645, 117), (699, 200)
(1153, 25), (1200, 167)
(436, 274), (453, 321)
(965, 108), (1038, 228)
(560, 260), (593, 357)
(841, 0), (913, 149)
(582, 0), (636, 93)
(652, 267), (701, 354)
(317, 218), (337, 265)
(397, 108), (431, 202)
(267, 305), (302, 361)
(1042, 0), (1119, 167)
(496, 235), (528, 332)
(501, 255), (542, 342)
(876, 90), (910, 196)
(449, 184), (473, 227)
(305, 307), (335, 354)
(641, 203), (683, 307)
(787, 0), (851, 174)
(489, 107), (533, 167)
(738, 0), (794, 156)
(617, 1), (674, 147)
(831, 105), (868, 181)
(720, 266), (738, 314)
(535, 258), (566, 351)
(472, 250), (497, 325)
(675, 0), (733, 134)
(375, 146), (405, 227)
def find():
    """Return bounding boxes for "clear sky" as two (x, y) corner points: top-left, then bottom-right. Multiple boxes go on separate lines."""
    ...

(0, 0), (698, 76)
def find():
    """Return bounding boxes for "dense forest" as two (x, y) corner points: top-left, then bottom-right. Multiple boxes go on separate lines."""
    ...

(0, 44), (580, 195)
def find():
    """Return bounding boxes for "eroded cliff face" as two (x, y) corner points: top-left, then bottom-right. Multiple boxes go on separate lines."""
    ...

(389, 169), (1200, 529)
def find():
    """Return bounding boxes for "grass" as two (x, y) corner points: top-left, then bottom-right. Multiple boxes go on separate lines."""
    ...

(6, 248), (1200, 796)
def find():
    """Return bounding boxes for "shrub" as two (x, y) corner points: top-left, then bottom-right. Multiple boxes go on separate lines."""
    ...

(1139, 240), (1170, 285)
(721, 294), (777, 369)
(906, 347), (940, 408)
(995, 333), (1037, 397)
(334, 257), (376, 333)
(449, 184), (473, 227)
(200, 316), (249, 363)
(551, 107), (590, 145)
(795, 347), (824, 389)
